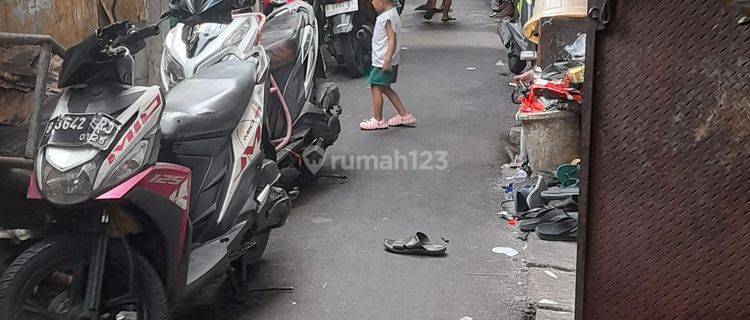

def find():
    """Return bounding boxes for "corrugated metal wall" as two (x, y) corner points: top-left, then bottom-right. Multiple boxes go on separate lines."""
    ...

(577, 1), (750, 319)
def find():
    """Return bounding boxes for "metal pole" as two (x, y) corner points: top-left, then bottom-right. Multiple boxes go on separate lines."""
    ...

(25, 43), (51, 158)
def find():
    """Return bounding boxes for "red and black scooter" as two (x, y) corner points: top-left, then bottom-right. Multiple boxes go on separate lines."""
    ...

(0, 15), (290, 320)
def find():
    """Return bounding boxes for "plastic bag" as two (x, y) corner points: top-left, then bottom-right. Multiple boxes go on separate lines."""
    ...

(564, 33), (586, 61)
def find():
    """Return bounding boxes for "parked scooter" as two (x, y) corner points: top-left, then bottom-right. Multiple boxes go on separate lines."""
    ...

(162, 0), (342, 182)
(498, 0), (534, 74)
(0, 15), (291, 319)
(320, 0), (376, 77)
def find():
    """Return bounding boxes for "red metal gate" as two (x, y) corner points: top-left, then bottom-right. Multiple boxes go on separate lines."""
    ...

(577, 1), (750, 319)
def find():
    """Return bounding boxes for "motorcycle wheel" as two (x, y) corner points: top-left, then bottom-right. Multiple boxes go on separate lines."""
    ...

(341, 34), (367, 78)
(508, 52), (527, 75)
(0, 235), (168, 320)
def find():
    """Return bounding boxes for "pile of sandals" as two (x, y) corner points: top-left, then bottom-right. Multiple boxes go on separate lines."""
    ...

(511, 163), (580, 242)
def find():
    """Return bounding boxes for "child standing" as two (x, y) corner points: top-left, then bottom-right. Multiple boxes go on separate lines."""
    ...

(360, 0), (417, 130)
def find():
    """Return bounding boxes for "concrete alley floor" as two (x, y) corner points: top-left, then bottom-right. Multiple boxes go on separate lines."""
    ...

(183, 0), (525, 318)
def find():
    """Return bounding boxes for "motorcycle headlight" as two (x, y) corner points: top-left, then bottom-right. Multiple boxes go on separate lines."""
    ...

(43, 161), (98, 205)
(161, 51), (185, 90)
(100, 140), (150, 191)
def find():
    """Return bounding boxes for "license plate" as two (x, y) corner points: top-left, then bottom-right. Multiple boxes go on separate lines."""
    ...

(325, 0), (358, 17)
(43, 113), (122, 150)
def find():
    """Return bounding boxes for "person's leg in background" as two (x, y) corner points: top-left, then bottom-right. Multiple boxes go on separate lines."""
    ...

(440, 0), (454, 21)
(490, 0), (514, 18)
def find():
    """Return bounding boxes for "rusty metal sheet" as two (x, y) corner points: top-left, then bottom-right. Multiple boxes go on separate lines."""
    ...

(0, 0), (149, 48)
(577, 1), (750, 319)
(0, 0), (99, 47)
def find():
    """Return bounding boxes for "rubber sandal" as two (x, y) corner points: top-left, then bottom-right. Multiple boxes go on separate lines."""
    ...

(548, 196), (578, 210)
(518, 209), (569, 232)
(387, 114), (417, 127)
(536, 213), (578, 242)
(525, 175), (545, 209)
(541, 186), (579, 199)
(415, 4), (427, 10)
(513, 206), (554, 220)
(441, 16), (456, 22)
(515, 187), (531, 213)
(423, 8), (438, 19)
(384, 232), (447, 256)
(359, 118), (389, 130)
(555, 164), (579, 186)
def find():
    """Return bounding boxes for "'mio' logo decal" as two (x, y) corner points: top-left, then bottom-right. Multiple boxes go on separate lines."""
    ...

(108, 95), (161, 164)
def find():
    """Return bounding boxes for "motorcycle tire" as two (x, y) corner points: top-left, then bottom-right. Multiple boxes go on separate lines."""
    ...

(508, 53), (527, 75)
(0, 235), (168, 320)
(340, 34), (367, 78)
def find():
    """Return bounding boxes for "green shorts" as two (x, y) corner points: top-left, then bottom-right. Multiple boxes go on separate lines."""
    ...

(368, 65), (399, 86)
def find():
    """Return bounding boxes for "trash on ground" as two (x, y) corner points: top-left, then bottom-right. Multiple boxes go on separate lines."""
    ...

(466, 67), (477, 70)
(498, 211), (513, 221)
(538, 299), (558, 305)
(441, 236), (450, 243)
(491, 246), (519, 257)
(544, 270), (559, 279)
(459, 317), (474, 320)
(517, 232), (530, 241)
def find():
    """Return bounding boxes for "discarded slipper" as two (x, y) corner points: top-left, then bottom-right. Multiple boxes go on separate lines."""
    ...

(536, 212), (578, 242)
(384, 232), (447, 256)
(515, 187), (531, 212)
(548, 196), (578, 210)
(518, 209), (568, 232)
(513, 206), (554, 220)
(525, 175), (545, 209)
(541, 186), (579, 199)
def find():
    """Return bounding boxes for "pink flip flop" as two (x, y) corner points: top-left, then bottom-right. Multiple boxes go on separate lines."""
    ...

(387, 114), (417, 127)
(360, 118), (389, 130)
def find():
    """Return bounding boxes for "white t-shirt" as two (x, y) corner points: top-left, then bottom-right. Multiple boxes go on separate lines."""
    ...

(371, 7), (401, 68)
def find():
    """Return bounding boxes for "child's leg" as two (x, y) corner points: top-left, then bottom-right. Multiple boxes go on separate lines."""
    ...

(381, 86), (409, 117)
(371, 85), (385, 121)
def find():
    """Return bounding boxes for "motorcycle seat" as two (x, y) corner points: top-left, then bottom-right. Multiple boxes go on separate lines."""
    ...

(260, 10), (304, 71)
(161, 60), (258, 141)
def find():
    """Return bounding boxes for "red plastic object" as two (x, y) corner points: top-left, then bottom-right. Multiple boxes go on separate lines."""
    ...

(518, 80), (583, 113)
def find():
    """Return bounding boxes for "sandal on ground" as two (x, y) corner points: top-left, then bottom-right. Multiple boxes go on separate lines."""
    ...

(387, 114), (417, 127)
(518, 209), (568, 232)
(536, 212), (578, 242)
(548, 196), (578, 210)
(384, 232), (447, 256)
(441, 15), (456, 21)
(513, 206), (554, 220)
(359, 118), (389, 130)
(415, 4), (428, 10)
(541, 186), (580, 199)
